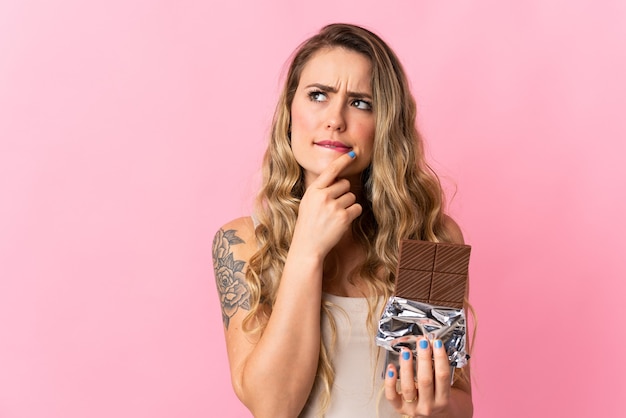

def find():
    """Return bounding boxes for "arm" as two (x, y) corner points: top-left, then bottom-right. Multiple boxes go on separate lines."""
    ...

(214, 217), (323, 418)
(383, 216), (473, 417)
(213, 153), (362, 418)
(442, 215), (474, 416)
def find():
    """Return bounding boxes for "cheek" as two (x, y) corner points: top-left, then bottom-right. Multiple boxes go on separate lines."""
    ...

(290, 100), (312, 132)
(359, 124), (376, 165)
(355, 121), (376, 148)
(289, 102), (315, 159)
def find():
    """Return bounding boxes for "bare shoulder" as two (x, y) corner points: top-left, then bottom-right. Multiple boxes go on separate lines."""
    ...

(212, 216), (257, 267)
(442, 214), (465, 245)
(215, 216), (256, 243)
(212, 216), (257, 329)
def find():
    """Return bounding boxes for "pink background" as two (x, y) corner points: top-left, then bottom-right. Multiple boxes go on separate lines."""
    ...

(1, 1), (625, 417)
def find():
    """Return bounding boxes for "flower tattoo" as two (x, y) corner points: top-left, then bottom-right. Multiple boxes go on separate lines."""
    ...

(213, 228), (250, 329)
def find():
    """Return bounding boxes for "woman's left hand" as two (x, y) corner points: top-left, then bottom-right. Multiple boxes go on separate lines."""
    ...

(384, 338), (452, 417)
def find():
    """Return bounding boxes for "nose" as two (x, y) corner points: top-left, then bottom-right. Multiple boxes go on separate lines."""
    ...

(325, 102), (346, 132)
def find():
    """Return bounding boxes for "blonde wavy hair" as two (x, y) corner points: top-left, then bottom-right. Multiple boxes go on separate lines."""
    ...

(243, 23), (471, 415)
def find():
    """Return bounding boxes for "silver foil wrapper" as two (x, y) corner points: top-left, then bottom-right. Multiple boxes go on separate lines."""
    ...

(376, 296), (469, 380)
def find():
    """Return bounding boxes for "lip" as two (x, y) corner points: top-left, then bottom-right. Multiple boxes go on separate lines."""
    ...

(314, 140), (352, 152)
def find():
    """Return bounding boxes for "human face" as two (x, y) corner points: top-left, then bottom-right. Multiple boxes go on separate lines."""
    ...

(290, 47), (375, 188)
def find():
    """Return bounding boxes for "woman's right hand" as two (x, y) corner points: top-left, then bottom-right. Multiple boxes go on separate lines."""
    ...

(292, 151), (363, 259)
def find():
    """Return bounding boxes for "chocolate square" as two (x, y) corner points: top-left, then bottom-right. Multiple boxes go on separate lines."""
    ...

(394, 239), (471, 309)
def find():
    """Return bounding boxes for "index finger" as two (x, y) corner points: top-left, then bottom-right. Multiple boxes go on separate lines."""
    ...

(311, 150), (357, 188)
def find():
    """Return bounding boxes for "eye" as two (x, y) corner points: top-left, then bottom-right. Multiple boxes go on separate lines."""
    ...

(308, 91), (327, 102)
(352, 99), (372, 111)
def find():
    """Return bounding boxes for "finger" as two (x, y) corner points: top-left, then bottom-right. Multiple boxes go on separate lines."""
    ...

(327, 199), (362, 226)
(384, 364), (403, 410)
(399, 348), (417, 404)
(311, 150), (356, 188)
(344, 202), (363, 221)
(415, 338), (435, 406)
(432, 339), (452, 406)
(334, 191), (356, 209)
(324, 178), (352, 199)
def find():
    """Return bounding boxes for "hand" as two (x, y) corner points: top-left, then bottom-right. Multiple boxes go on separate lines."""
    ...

(384, 338), (452, 417)
(291, 152), (363, 258)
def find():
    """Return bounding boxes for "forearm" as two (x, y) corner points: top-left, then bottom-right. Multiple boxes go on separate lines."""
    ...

(236, 253), (324, 417)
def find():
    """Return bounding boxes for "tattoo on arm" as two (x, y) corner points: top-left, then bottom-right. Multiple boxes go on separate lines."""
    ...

(212, 228), (250, 329)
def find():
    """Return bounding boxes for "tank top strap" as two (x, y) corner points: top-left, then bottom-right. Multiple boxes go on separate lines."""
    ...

(251, 213), (260, 229)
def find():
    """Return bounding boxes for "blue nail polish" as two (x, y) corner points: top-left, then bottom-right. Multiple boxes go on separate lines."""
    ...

(402, 351), (411, 361)
(419, 340), (429, 350)
(388, 369), (394, 378)
(348, 150), (356, 158)
(434, 340), (443, 349)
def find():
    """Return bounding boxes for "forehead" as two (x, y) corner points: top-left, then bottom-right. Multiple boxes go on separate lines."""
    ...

(298, 47), (372, 91)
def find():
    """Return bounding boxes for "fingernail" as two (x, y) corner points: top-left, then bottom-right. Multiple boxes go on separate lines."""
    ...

(402, 350), (411, 361)
(419, 340), (429, 350)
(434, 339), (443, 349)
(387, 369), (394, 378)
(348, 150), (356, 158)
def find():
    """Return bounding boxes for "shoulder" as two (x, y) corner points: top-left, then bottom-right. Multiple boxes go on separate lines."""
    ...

(442, 214), (465, 245)
(215, 216), (256, 243)
(212, 216), (258, 262)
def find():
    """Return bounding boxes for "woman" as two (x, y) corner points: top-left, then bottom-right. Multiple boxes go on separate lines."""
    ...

(213, 23), (473, 417)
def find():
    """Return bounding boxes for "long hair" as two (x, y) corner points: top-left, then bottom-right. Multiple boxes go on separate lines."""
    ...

(243, 23), (467, 415)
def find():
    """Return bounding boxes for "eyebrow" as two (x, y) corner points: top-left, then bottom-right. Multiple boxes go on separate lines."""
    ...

(305, 83), (373, 100)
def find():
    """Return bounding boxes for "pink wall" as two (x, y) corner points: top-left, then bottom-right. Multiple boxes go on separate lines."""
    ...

(1, 1), (625, 417)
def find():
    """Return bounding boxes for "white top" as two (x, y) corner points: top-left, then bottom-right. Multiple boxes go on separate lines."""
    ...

(299, 294), (401, 418)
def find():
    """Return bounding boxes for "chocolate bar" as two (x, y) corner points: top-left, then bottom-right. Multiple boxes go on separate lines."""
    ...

(394, 239), (471, 309)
